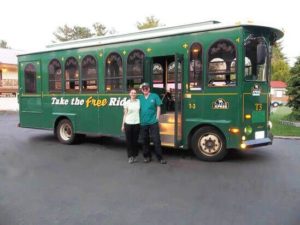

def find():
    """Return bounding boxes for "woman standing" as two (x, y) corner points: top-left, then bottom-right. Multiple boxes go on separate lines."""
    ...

(121, 89), (140, 163)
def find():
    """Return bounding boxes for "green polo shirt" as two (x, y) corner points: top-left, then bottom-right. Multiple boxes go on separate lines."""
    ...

(139, 93), (162, 125)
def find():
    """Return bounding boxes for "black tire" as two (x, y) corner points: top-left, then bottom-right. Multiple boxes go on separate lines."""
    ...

(191, 126), (227, 161)
(56, 119), (76, 144)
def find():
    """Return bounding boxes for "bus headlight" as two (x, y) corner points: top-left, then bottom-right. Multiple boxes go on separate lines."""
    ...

(268, 121), (272, 129)
(244, 125), (253, 135)
(240, 143), (247, 149)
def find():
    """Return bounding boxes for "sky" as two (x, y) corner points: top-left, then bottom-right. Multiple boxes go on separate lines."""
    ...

(1, 0), (299, 65)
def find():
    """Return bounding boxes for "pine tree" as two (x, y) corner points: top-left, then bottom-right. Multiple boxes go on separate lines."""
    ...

(286, 56), (300, 120)
(271, 42), (290, 82)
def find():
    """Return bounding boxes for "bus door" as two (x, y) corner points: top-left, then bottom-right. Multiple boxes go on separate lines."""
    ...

(242, 37), (272, 145)
(146, 55), (183, 147)
(19, 61), (43, 127)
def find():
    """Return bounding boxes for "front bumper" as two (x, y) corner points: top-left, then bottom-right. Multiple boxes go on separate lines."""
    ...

(244, 137), (273, 148)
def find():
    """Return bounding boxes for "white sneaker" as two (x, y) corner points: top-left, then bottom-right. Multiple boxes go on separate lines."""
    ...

(128, 157), (134, 164)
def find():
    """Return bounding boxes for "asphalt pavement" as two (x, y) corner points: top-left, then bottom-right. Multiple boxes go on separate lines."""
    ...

(0, 112), (300, 225)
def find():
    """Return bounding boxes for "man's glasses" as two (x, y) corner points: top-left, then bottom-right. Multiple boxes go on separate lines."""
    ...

(142, 87), (149, 91)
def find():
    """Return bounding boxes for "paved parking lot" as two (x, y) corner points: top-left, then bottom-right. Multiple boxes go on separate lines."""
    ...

(0, 112), (300, 225)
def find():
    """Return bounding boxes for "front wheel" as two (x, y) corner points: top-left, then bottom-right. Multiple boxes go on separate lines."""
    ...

(56, 119), (76, 144)
(191, 127), (227, 161)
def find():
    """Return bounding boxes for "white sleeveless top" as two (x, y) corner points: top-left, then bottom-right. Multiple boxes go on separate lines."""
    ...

(123, 99), (140, 124)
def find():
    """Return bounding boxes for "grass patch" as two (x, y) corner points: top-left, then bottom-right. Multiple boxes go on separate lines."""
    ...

(270, 106), (300, 136)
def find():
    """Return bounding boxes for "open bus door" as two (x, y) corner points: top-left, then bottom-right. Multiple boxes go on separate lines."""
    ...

(145, 54), (183, 148)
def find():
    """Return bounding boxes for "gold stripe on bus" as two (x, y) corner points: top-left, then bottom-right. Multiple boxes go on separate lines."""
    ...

(185, 93), (238, 97)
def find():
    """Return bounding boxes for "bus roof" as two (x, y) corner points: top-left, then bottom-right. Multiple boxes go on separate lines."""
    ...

(19, 21), (284, 55)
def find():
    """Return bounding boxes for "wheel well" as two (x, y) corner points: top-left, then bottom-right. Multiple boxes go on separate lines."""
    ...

(188, 124), (227, 149)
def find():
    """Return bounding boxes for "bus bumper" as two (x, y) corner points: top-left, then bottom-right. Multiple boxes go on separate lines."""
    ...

(244, 137), (273, 148)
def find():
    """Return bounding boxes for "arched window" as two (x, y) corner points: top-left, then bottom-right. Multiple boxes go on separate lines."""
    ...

(127, 50), (144, 90)
(81, 55), (97, 92)
(168, 61), (182, 83)
(189, 43), (203, 90)
(65, 57), (79, 93)
(153, 63), (164, 88)
(105, 53), (123, 92)
(207, 40), (237, 87)
(24, 63), (36, 93)
(48, 59), (62, 93)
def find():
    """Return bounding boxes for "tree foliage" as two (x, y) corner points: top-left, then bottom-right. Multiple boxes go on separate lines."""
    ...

(271, 42), (290, 82)
(286, 57), (300, 120)
(0, 40), (10, 48)
(137, 16), (163, 30)
(53, 23), (108, 42)
(93, 23), (108, 36)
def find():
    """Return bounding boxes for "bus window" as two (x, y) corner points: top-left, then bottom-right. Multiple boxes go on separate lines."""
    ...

(127, 50), (144, 90)
(65, 57), (79, 93)
(245, 57), (252, 77)
(81, 55), (97, 93)
(207, 40), (237, 87)
(153, 63), (164, 88)
(48, 59), (62, 93)
(244, 36), (268, 81)
(105, 53), (123, 92)
(168, 61), (182, 89)
(24, 63), (37, 93)
(189, 43), (203, 91)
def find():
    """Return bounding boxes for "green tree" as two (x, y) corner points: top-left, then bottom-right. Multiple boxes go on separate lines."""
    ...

(286, 56), (300, 120)
(53, 23), (108, 42)
(290, 56), (300, 75)
(53, 25), (78, 42)
(137, 16), (164, 30)
(0, 40), (10, 48)
(72, 26), (93, 39)
(93, 23), (107, 36)
(271, 42), (290, 82)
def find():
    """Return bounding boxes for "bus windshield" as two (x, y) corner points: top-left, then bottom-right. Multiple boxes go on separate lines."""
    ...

(244, 35), (269, 82)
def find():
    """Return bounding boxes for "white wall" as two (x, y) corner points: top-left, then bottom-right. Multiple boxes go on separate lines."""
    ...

(0, 97), (19, 111)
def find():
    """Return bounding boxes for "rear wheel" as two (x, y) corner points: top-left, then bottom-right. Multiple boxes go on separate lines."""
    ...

(191, 127), (227, 161)
(56, 119), (76, 144)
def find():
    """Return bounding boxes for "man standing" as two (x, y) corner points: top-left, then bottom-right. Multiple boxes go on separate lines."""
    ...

(139, 82), (167, 164)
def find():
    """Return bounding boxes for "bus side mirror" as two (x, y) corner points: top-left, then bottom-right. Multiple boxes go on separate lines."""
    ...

(257, 43), (267, 65)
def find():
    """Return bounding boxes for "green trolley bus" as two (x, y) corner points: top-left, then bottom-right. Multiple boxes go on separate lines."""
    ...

(18, 21), (283, 161)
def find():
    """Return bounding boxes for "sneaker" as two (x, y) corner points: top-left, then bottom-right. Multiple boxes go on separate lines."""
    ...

(128, 157), (134, 164)
(143, 157), (151, 163)
(159, 159), (167, 164)
(133, 157), (138, 163)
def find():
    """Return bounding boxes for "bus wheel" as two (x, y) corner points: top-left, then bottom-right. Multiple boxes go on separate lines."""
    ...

(191, 127), (227, 161)
(56, 119), (76, 144)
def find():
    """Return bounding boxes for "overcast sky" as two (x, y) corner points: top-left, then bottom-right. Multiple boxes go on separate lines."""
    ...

(1, 0), (298, 65)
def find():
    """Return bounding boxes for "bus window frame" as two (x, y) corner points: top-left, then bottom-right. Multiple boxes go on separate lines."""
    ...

(105, 51), (124, 93)
(188, 42), (204, 92)
(64, 56), (80, 93)
(206, 38), (238, 88)
(126, 49), (145, 91)
(81, 54), (98, 94)
(48, 58), (63, 94)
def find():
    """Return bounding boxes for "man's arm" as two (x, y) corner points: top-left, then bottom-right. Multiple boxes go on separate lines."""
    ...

(156, 106), (161, 120)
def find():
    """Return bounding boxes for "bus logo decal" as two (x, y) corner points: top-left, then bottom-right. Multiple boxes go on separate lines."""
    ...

(212, 98), (229, 109)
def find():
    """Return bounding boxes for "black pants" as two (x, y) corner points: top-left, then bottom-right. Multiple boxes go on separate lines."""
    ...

(140, 123), (163, 160)
(124, 123), (140, 158)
